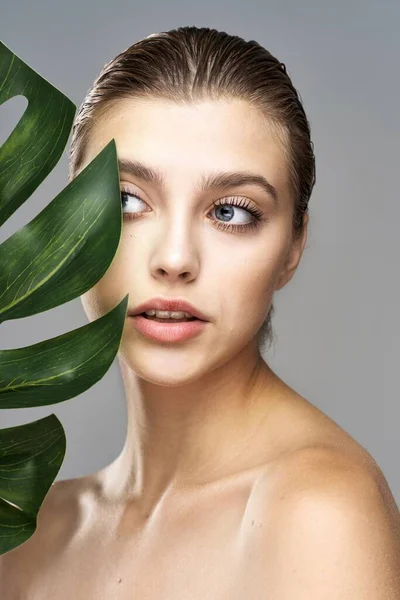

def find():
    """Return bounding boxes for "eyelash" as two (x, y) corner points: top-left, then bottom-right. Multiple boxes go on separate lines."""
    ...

(120, 186), (267, 234)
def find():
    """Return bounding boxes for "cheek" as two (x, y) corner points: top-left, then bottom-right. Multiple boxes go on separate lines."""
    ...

(216, 251), (276, 325)
(79, 232), (147, 320)
(223, 238), (287, 322)
(80, 289), (101, 322)
(79, 262), (125, 322)
(241, 264), (275, 320)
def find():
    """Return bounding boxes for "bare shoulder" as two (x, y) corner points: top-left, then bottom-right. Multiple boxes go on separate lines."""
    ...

(252, 443), (400, 598)
(0, 475), (95, 595)
(271, 442), (399, 521)
(260, 387), (398, 516)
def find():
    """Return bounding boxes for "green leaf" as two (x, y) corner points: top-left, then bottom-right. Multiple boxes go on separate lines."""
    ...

(0, 40), (76, 227)
(0, 295), (128, 408)
(0, 139), (123, 322)
(0, 415), (65, 554)
(0, 40), (126, 555)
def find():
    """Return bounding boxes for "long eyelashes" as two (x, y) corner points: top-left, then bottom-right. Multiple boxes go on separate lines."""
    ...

(210, 197), (265, 233)
(120, 187), (267, 234)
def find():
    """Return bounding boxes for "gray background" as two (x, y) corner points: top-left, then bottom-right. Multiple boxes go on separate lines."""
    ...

(1, 0), (399, 504)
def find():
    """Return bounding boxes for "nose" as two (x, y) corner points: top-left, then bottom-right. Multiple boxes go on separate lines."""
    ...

(149, 215), (200, 283)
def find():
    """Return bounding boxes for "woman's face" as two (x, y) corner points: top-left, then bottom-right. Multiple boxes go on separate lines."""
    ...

(78, 98), (305, 384)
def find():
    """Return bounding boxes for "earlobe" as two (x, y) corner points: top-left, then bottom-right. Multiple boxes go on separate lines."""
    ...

(275, 213), (309, 291)
(275, 264), (293, 291)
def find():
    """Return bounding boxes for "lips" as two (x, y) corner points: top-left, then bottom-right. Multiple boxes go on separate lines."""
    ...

(131, 313), (209, 342)
(129, 296), (210, 322)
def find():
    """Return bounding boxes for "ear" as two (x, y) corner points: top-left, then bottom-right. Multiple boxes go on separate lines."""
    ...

(275, 212), (309, 291)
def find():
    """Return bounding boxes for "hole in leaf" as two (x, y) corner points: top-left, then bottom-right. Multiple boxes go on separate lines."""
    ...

(0, 95), (28, 147)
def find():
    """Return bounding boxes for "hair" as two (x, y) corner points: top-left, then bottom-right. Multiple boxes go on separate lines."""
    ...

(68, 26), (316, 353)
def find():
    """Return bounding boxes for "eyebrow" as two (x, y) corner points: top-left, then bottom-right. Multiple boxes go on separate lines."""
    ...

(117, 157), (279, 204)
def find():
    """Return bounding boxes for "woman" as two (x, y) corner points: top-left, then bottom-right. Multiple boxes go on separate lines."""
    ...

(3, 25), (399, 599)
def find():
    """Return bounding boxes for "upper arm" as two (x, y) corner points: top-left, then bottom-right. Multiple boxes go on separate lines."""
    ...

(265, 454), (400, 599)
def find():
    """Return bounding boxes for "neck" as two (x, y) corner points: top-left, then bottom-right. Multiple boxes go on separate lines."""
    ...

(97, 340), (283, 512)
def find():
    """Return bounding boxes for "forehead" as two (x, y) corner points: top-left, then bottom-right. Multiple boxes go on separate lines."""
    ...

(82, 98), (289, 196)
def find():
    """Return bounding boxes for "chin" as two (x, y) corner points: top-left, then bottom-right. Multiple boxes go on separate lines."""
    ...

(120, 350), (209, 385)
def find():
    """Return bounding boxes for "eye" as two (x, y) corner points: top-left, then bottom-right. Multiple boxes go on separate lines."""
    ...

(209, 197), (266, 234)
(120, 187), (148, 220)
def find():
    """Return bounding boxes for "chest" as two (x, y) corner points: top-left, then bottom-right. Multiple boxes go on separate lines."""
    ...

(15, 487), (268, 600)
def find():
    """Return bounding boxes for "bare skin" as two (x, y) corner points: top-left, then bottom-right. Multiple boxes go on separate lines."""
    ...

(1, 98), (399, 598)
(1, 386), (398, 599)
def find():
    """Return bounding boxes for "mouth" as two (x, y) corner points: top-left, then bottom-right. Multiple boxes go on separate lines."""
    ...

(129, 297), (210, 322)
(130, 311), (208, 343)
(138, 313), (199, 323)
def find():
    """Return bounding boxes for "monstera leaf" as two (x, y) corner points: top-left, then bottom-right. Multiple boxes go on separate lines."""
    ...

(0, 40), (127, 555)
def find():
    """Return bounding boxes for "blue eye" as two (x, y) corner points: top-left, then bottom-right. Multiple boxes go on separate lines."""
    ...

(210, 197), (265, 233)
